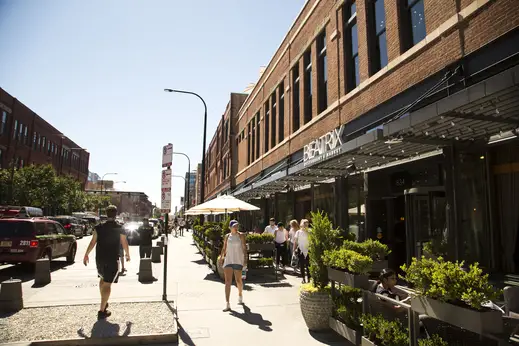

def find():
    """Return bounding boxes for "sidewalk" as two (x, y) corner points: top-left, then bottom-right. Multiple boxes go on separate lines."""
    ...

(166, 233), (344, 346)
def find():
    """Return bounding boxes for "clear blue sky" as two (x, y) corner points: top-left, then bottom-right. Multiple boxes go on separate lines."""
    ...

(0, 0), (306, 207)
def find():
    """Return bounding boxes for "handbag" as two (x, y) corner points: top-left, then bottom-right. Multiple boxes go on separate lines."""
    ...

(291, 250), (299, 267)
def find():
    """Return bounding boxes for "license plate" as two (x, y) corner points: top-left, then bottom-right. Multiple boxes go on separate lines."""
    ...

(0, 241), (12, 247)
(10, 249), (23, 253)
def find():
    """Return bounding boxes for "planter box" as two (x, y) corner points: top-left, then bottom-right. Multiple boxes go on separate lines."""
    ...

(370, 260), (388, 273)
(247, 243), (275, 252)
(329, 317), (361, 345)
(410, 296), (503, 334)
(361, 336), (377, 346)
(327, 267), (369, 289)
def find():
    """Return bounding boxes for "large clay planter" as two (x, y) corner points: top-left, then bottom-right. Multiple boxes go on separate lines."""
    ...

(299, 287), (333, 331)
(217, 258), (225, 279)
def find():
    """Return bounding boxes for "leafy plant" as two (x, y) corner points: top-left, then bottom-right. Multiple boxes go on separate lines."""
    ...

(220, 216), (231, 236)
(361, 314), (409, 346)
(308, 210), (343, 290)
(333, 285), (362, 329)
(246, 233), (274, 244)
(401, 256), (501, 309)
(422, 239), (448, 258)
(418, 334), (448, 346)
(247, 257), (274, 269)
(342, 239), (390, 260)
(205, 225), (222, 241)
(323, 248), (373, 274)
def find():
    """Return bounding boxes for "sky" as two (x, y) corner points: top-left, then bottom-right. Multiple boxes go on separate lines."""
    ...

(0, 0), (307, 208)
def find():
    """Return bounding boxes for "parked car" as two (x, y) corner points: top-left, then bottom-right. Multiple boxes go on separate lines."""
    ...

(81, 216), (98, 235)
(48, 216), (83, 239)
(0, 217), (77, 265)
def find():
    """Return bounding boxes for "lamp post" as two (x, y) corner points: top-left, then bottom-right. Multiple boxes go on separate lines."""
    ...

(173, 152), (191, 210)
(163, 89), (207, 207)
(99, 172), (118, 216)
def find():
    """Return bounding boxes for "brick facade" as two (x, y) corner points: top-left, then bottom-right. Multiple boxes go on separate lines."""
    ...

(231, 0), (519, 186)
(0, 87), (89, 185)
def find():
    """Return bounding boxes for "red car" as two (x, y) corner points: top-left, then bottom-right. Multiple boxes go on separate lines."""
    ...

(0, 217), (77, 265)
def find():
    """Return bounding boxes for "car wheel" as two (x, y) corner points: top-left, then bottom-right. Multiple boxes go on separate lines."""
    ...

(66, 245), (76, 264)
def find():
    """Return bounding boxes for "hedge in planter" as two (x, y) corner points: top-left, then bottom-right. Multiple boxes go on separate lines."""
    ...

(417, 334), (448, 346)
(342, 239), (390, 272)
(330, 285), (363, 344)
(323, 248), (373, 289)
(401, 256), (502, 334)
(361, 313), (409, 346)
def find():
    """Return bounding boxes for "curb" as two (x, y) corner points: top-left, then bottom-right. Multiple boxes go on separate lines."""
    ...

(3, 332), (178, 346)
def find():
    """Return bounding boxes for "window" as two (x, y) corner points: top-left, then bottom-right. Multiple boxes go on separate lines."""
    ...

(0, 111), (6, 136)
(271, 92), (277, 148)
(18, 123), (23, 142)
(278, 82), (285, 142)
(255, 112), (260, 159)
(33, 132), (37, 149)
(251, 117), (256, 162)
(402, 0), (426, 50)
(247, 122), (251, 165)
(303, 49), (312, 124)
(23, 125), (28, 145)
(317, 30), (328, 113)
(292, 63), (300, 132)
(344, 2), (360, 90)
(369, 0), (388, 73)
(264, 100), (270, 153)
(13, 120), (18, 140)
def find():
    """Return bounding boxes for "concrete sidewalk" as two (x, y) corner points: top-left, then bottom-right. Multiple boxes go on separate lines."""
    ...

(166, 233), (344, 346)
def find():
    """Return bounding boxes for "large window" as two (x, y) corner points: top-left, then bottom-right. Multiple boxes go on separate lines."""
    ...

(278, 81), (285, 142)
(0, 111), (6, 136)
(292, 63), (300, 132)
(247, 122), (251, 165)
(369, 0), (388, 74)
(344, 1), (360, 91)
(32, 132), (37, 149)
(13, 120), (18, 140)
(317, 30), (328, 113)
(303, 49), (312, 124)
(23, 125), (28, 145)
(255, 112), (260, 159)
(251, 117), (256, 162)
(264, 101), (270, 153)
(271, 92), (277, 149)
(402, 0), (426, 50)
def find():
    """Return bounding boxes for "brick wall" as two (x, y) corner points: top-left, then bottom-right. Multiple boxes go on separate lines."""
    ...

(228, 0), (518, 186)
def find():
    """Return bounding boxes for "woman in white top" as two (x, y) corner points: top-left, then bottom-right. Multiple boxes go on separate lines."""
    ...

(274, 222), (288, 270)
(293, 219), (311, 284)
(288, 219), (300, 268)
(219, 220), (247, 311)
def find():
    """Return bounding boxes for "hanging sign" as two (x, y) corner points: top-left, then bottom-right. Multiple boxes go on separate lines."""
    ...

(162, 143), (173, 168)
(303, 125), (345, 164)
(161, 169), (172, 189)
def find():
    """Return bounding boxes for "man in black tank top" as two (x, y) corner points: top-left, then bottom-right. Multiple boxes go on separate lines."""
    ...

(83, 205), (130, 320)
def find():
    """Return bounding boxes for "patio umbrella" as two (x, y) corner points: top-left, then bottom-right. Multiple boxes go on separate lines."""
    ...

(185, 195), (260, 215)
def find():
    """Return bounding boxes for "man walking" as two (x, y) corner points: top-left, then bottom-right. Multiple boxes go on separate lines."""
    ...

(83, 205), (130, 320)
(138, 218), (154, 258)
(179, 218), (185, 236)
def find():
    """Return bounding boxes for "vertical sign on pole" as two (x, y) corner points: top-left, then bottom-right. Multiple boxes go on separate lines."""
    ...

(161, 143), (173, 301)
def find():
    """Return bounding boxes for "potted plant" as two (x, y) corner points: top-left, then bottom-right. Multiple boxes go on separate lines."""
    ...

(299, 210), (341, 331)
(417, 334), (448, 346)
(329, 285), (363, 345)
(360, 314), (409, 346)
(324, 248), (372, 289)
(342, 239), (390, 272)
(246, 233), (275, 252)
(401, 256), (502, 334)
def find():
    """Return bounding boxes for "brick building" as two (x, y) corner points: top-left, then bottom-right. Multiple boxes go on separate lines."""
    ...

(212, 0), (519, 275)
(0, 88), (89, 184)
(194, 163), (202, 206)
(204, 93), (248, 200)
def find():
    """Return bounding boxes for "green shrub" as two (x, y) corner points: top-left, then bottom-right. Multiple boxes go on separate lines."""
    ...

(246, 233), (274, 244)
(205, 226), (222, 241)
(247, 257), (273, 269)
(308, 210), (343, 290)
(401, 256), (501, 310)
(361, 314), (409, 346)
(342, 239), (390, 260)
(220, 216), (231, 236)
(333, 285), (362, 329)
(418, 334), (448, 346)
(323, 248), (373, 274)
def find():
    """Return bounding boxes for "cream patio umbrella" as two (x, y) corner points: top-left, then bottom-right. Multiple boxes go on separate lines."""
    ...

(185, 195), (260, 215)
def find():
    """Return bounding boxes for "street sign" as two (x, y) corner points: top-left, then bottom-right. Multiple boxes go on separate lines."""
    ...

(161, 190), (171, 210)
(161, 169), (172, 189)
(162, 143), (173, 167)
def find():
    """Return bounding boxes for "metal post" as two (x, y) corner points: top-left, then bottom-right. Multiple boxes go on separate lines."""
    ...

(162, 213), (169, 301)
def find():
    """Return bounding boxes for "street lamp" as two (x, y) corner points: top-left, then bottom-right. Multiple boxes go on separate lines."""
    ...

(164, 89), (207, 206)
(173, 152), (191, 210)
(99, 172), (118, 216)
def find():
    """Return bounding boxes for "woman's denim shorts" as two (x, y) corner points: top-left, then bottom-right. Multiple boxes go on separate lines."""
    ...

(224, 264), (243, 270)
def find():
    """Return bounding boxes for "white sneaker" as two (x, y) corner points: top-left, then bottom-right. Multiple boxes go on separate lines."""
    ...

(238, 295), (244, 305)
(223, 302), (231, 312)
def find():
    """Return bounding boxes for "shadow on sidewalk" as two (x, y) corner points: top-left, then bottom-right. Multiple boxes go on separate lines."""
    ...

(191, 258), (207, 265)
(230, 304), (273, 332)
(308, 329), (345, 345)
(0, 261), (72, 283)
(77, 320), (133, 338)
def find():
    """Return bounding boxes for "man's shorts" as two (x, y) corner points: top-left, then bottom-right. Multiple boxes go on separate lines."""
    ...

(96, 260), (119, 283)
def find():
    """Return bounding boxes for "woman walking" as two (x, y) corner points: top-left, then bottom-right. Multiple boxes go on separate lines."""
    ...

(274, 222), (288, 271)
(294, 219), (311, 284)
(288, 219), (300, 270)
(219, 220), (247, 312)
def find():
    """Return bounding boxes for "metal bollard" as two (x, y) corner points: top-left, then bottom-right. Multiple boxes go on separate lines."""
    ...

(151, 246), (161, 263)
(156, 241), (164, 255)
(138, 258), (154, 282)
(34, 258), (51, 286)
(0, 278), (23, 312)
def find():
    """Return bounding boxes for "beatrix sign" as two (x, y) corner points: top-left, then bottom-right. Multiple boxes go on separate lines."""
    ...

(303, 125), (345, 163)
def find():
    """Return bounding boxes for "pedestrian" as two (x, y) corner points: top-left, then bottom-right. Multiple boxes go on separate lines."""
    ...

(263, 217), (277, 235)
(179, 218), (185, 236)
(294, 219), (310, 284)
(83, 205), (130, 320)
(219, 220), (247, 312)
(274, 222), (288, 270)
(138, 218), (154, 259)
(288, 219), (300, 269)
